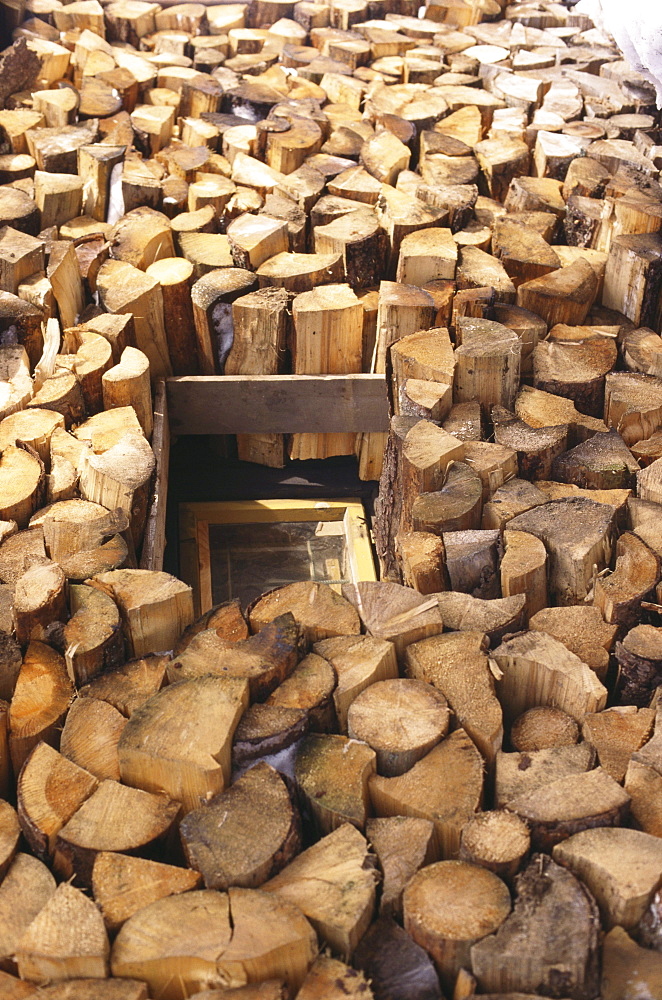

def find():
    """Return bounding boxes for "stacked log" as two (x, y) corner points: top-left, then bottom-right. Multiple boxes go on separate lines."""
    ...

(2, 0), (662, 997)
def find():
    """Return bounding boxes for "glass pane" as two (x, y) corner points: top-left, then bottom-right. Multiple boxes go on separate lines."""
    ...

(208, 519), (350, 609)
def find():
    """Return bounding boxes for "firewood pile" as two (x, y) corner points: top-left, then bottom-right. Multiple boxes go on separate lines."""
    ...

(1, 0), (662, 996)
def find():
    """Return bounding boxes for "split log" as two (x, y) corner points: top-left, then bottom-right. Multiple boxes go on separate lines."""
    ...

(603, 233), (662, 331)
(398, 379), (452, 423)
(529, 605), (616, 683)
(481, 478), (548, 531)
(0, 851), (56, 967)
(462, 441), (517, 503)
(552, 827), (662, 932)
(17, 741), (97, 861)
(118, 675), (249, 813)
(533, 333), (617, 418)
(442, 529), (501, 599)
(491, 406), (567, 481)
(456, 246), (515, 303)
(583, 707), (654, 783)
(30, 500), (123, 564)
(58, 534), (128, 584)
(508, 767), (630, 852)
(175, 601), (249, 653)
(396, 531), (445, 594)
(510, 707), (580, 753)
(170, 614), (301, 701)
(390, 327), (455, 400)
(347, 678), (449, 776)
(232, 703), (307, 772)
(604, 371), (662, 447)
(396, 227), (457, 285)
(500, 529), (547, 617)
(96, 260), (172, 380)
(403, 860), (511, 994)
(622, 326), (662, 377)
(0, 799), (19, 880)
(263, 823), (377, 957)
(13, 561), (67, 646)
(377, 417), (465, 563)
(228, 215), (289, 271)
(614, 625), (662, 707)
(0, 407), (64, 467)
(516, 259), (599, 327)
(453, 320), (520, 413)
(257, 251), (344, 292)
(369, 728), (483, 859)
(495, 743), (597, 810)
(92, 852), (202, 934)
(9, 641), (73, 773)
(89, 569), (193, 657)
(14, 882), (109, 984)
(594, 531), (660, 628)
(442, 401), (483, 442)
(458, 811), (530, 883)
(515, 385), (607, 446)
(294, 732), (376, 834)
(507, 497), (616, 605)
(602, 926), (662, 1000)
(366, 817), (436, 918)
(405, 631), (502, 766)
(0, 344), (33, 421)
(180, 762), (299, 890)
(59, 693), (125, 782)
(470, 855), (600, 1000)
(61, 584), (124, 687)
(249, 581), (359, 643)
(297, 954), (372, 1000)
(341, 580), (442, 658)
(54, 778), (179, 886)
(0, 527), (45, 590)
(111, 887), (317, 999)
(475, 136), (530, 201)
(0, 631), (22, 701)
(0, 445), (44, 529)
(373, 281), (436, 377)
(102, 347), (153, 440)
(435, 592), (526, 646)
(313, 634), (398, 732)
(624, 758), (662, 837)
(353, 917), (442, 1000)
(314, 208), (389, 288)
(491, 219), (560, 287)
(78, 432), (154, 547)
(79, 653), (169, 717)
(552, 430), (639, 492)
(265, 652), (336, 733)
(412, 461), (483, 535)
(492, 630), (607, 725)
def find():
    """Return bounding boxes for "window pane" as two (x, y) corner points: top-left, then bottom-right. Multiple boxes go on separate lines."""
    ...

(208, 520), (349, 609)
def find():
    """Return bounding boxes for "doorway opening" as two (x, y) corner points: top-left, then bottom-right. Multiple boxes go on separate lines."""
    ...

(166, 436), (379, 614)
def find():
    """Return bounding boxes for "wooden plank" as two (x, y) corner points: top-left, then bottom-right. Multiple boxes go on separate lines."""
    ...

(166, 375), (391, 436)
(139, 379), (170, 572)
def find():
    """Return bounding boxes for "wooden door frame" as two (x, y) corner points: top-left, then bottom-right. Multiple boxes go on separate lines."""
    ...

(140, 374), (390, 573)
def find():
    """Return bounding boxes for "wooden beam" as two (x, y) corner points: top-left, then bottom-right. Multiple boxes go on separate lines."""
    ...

(166, 375), (390, 435)
(140, 380), (169, 572)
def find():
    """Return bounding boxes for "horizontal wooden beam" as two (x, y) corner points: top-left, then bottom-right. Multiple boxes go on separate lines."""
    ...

(166, 374), (391, 435)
